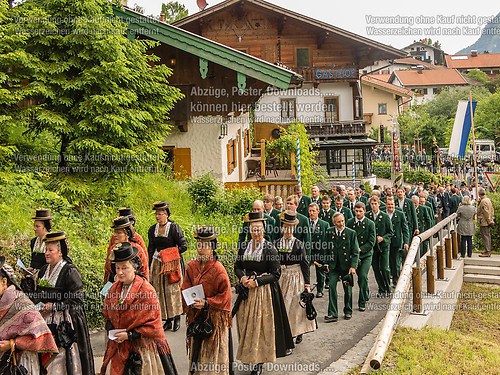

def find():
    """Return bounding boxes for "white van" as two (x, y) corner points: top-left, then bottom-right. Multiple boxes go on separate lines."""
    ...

(471, 140), (496, 162)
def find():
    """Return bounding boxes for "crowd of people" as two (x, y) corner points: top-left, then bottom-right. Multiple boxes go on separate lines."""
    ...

(371, 145), (498, 182)
(0, 180), (495, 374)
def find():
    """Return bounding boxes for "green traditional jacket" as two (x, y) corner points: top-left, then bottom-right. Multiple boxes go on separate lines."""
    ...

(346, 217), (376, 260)
(308, 217), (330, 261)
(388, 209), (410, 250)
(332, 206), (353, 221)
(319, 207), (335, 227)
(366, 210), (394, 252)
(396, 197), (419, 236)
(415, 204), (433, 233)
(297, 195), (312, 217)
(325, 226), (359, 272)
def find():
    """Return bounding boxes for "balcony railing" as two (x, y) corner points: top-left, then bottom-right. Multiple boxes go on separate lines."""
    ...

(305, 121), (366, 138)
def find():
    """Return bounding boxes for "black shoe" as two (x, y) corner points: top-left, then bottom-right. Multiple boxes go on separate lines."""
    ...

(163, 319), (172, 331)
(172, 316), (181, 332)
(344, 314), (352, 320)
(251, 363), (263, 375)
(295, 334), (303, 344)
(359, 307), (366, 312)
(316, 292), (323, 298)
(324, 284), (329, 289)
(285, 349), (293, 356)
(324, 315), (338, 323)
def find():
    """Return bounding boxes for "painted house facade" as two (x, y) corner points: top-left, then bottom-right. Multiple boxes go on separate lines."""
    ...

(174, 0), (405, 180)
(114, 6), (301, 183)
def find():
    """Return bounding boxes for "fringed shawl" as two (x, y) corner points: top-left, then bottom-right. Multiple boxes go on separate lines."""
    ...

(101, 275), (170, 374)
(104, 233), (150, 282)
(0, 285), (58, 366)
(182, 259), (232, 357)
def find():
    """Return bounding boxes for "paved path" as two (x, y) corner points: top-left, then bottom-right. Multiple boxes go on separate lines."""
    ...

(91, 269), (390, 374)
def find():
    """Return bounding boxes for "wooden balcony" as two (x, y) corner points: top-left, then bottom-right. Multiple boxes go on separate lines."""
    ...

(305, 121), (366, 139)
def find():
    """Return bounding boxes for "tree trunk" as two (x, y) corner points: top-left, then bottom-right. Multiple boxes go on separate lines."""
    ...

(58, 134), (69, 170)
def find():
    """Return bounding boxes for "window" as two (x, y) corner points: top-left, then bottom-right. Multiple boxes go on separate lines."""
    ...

(296, 48), (310, 68)
(378, 103), (387, 115)
(423, 88), (428, 95)
(281, 99), (296, 121)
(243, 129), (251, 157)
(226, 139), (237, 174)
(433, 87), (441, 94)
(324, 97), (339, 123)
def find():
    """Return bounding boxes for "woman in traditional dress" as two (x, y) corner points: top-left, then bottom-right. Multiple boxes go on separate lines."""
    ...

(182, 226), (232, 375)
(0, 256), (58, 373)
(118, 207), (147, 251)
(234, 212), (294, 375)
(34, 231), (95, 375)
(274, 210), (316, 345)
(101, 242), (178, 375)
(148, 201), (187, 332)
(30, 209), (53, 271)
(104, 216), (149, 283)
(21, 209), (53, 294)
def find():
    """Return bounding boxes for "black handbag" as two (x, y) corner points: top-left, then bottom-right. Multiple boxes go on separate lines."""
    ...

(0, 341), (28, 375)
(47, 309), (77, 349)
(186, 306), (214, 339)
(124, 352), (142, 375)
(299, 291), (317, 321)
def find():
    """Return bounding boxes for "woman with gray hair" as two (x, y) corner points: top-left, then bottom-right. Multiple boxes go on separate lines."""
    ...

(456, 195), (476, 257)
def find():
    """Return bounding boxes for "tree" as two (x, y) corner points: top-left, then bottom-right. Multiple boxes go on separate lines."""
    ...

(161, 1), (188, 23)
(5, 0), (183, 175)
(475, 92), (500, 141)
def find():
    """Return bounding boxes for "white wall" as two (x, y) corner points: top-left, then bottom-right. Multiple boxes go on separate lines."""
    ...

(164, 114), (250, 183)
(254, 82), (354, 124)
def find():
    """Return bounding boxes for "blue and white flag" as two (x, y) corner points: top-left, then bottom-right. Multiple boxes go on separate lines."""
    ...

(448, 100), (477, 157)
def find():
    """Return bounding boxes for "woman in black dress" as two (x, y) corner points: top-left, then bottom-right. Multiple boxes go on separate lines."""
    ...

(148, 201), (188, 332)
(274, 210), (316, 345)
(234, 212), (294, 375)
(30, 209), (52, 270)
(34, 231), (94, 375)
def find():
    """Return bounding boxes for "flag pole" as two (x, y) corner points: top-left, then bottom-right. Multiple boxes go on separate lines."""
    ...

(469, 90), (478, 198)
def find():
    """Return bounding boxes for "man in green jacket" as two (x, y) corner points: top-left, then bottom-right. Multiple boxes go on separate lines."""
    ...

(333, 195), (353, 221)
(396, 186), (419, 237)
(386, 197), (410, 288)
(319, 195), (335, 227)
(296, 185), (312, 218)
(417, 195), (434, 256)
(308, 203), (330, 298)
(367, 196), (394, 296)
(346, 201), (376, 311)
(324, 212), (359, 321)
(264, 193), (282, 239)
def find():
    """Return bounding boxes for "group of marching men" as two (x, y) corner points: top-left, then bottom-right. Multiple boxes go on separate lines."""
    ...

(243, 183), (443, 327)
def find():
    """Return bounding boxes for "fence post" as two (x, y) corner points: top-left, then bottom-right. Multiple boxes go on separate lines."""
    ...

(412, 267), (422, 313)
(436, 245), (445, 279)
(260, 139), (266, 178)
(426, 255), (435, 294)
(445, 237), (452, 268)
(451, 230), (458, 259)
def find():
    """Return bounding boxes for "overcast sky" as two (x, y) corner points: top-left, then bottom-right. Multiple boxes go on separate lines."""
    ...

(133, 0), (499, 54)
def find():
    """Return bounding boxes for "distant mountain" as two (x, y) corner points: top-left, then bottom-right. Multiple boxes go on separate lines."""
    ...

(456, 12), (500, 54)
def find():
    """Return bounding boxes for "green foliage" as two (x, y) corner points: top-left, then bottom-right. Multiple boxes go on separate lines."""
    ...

(1, 0), (182, 177)
(371, 161), (391, 179)
(161, 1), (188, 23)
(475, 92), (500, 141)
(370, 161), (453, 186)
(398, 87), (491, 150)
(266, 121), (321, 194)
(187, 172), (220, 211)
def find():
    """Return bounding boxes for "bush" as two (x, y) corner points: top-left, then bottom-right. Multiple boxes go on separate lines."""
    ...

(372, 161), (391, 179)
(187, 173), (220, 211)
